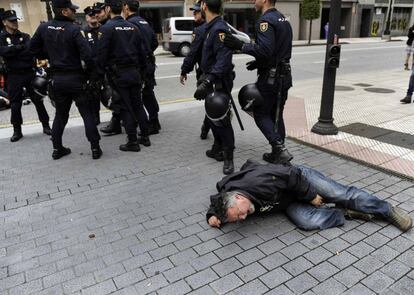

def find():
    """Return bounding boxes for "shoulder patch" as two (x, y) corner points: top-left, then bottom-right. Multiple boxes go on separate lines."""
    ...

(260, 22), (269, 32)
(219, 32), (225, 42)
(80, 30), (85, 38)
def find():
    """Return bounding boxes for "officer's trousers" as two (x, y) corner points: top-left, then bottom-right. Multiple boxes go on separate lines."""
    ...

(142, 74), (159, 122)
(114, 69), (148, 136)
(254, 79), (289, 144)
(7, 72), (49, 126)
(209, 122), (235, 151)
(51, 74), (100, 149)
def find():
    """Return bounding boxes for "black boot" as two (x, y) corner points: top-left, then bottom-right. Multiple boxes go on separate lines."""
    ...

(91, 142), (102, 160)
(100, 116), (121, 135)
(148, 120), (160, 135)
(52, 147), (71, 160)
(400, 96), (412, 104)
(222, 149), (234, 175)
(42, 123), (52, 136)
(138, 136), (151, 147)
(206, 144), (224, 161)
(200, 123), (210, 140)
(10, 125), (23, 142)
(263, 141), (293, 164)
(120, 135), (140, 152)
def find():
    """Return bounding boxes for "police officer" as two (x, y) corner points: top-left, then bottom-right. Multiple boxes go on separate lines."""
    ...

(83, 6), (101, 125)
(94, 1), (123, 136)
(180, 0), (211, 141)
(194, 0), (235, 175)
(224, 0), (293, 164)
(123, 0), (160, 136)
(30, 0), (102, 160)
(0, 10), (51, 142)
(96, 0), (149, 152)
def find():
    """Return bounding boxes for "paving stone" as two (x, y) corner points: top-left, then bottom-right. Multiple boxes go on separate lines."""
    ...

(280, 242), (309, 259)
(304, 247), (334, 265)
(173, 235), (202, 251)
(212, 257), (243, 277)
(284, 272), (319, 294)
(169, 248), (199, 266)
(210, 273), (244, 294)
(236, 235), (264, 250)
(258, 252), (289, 271)
(214, 243), (243, 260)
(361, 271), (394, 293)
(134, 274), (169, 295)
(259, 267), (292, 289)
(307, 261), (339, 282)
(185, 268), (219, 289)
(311, 278), (347, 295)
(62, 273), (96, 294)
(381, 260), (411, 280)
(26, 263), (56, 282)
(192, 239), (222, 256)
(264, 284), (295, 295)
(157, 279), (192, 295)
(78, 279), (117, 295)
(228, 279), (268, 295)
(278, 231), (305, 245)
(94, 263), (126, 282)
(236, 262), (268, 283)
(164, 263), (196, 283)
(333, 266), (366, 288)
(142, 258), (174, 277)
(122, 253), (153, 272)
(190, 253), (220, 271)
(187, 285), (217, 295)
(347, 241), (375, 259)
(370, 245), (400, 263)
(300, 234), (328, 249)
(216, 231), (244, 246)
(235, 248), (265, 266)
(257, 238), (286, 255)
(354, 255), (385, 275)
(8, 278), (42, 295)
(283, 256), (313, 276)
(342, 283), (377, 295)
(390, 277), (414, 295)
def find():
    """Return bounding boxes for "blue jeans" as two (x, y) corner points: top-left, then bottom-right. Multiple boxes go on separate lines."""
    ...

(285, 166), (391, 231)
(407, 68), (414, 97)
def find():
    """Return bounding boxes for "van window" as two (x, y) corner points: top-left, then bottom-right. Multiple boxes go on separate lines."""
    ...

(175, 20), (194, 31)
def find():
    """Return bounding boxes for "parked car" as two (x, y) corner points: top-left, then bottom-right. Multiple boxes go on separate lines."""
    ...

(162, 17), (251, 57)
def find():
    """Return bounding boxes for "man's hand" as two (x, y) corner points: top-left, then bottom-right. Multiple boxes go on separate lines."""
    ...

(180, 73), (187, 85)
(246, 60), (257, 71)
(311, 194), (324, 207)
(194, 79), (212, 100)
(208, 216), (222, 228)
(223, 33), (244, 51)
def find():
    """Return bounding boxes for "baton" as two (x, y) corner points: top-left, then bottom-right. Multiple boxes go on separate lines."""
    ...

(229, 95), (244, 131)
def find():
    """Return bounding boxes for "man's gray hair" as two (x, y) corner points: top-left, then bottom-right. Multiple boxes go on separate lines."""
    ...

(223, 191), (255, 214)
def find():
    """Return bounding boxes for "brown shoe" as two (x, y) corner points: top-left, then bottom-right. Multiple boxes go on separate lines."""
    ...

(387, 206), (412, 232)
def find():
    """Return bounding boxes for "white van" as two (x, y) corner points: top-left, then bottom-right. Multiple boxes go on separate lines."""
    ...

(162, 17), (251, 57)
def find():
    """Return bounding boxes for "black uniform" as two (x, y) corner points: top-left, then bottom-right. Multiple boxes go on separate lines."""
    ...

(0, 29), (50, 133)
(96, 15), (148, 141)
(30, 15), (100, 151)
(84, 24), (101, 124)
(199, 16), (235, 161)
(241, 8), (292, 145)
(126, 13), (160, 132)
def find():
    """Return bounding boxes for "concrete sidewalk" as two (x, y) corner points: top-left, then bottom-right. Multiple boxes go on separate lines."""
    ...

(285, 68), (414, 179)
(0, 98), (413, 294)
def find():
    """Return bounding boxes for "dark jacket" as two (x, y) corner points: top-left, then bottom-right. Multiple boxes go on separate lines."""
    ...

(0, 30), (35, 71)
(206, 160), (317, 222)
(407, 25), (414, 46)
(242, 8), (292, 72)
(181, 21), (206, 76)
(30, 15), (94, 73)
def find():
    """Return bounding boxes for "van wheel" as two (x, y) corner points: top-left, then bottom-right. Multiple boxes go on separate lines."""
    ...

(172, 51), (180, 57)
(179, 43), (191, 57)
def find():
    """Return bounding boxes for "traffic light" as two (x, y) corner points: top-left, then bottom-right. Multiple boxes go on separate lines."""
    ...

(327, 44), (341, 68)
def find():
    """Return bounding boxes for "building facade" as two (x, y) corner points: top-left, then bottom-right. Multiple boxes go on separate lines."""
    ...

(0, 0), (412, 40)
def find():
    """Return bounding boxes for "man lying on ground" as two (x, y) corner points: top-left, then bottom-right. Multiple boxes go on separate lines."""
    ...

(206, 160), (412, 231)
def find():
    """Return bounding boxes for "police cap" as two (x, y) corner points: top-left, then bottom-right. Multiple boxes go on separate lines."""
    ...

(104, 0), (122, 7)
(51, 0), (79, 10)
(2, 10), (18, 21)
(189, 0), (201, 11)
(93, 2), (105, 12)
(84, 6), (95, 16)
(123, 0), (140, 10)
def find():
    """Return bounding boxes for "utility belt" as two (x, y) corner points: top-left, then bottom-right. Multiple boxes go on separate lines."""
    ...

(107, 64), (139, 76)
(259, 61), (291, 85)
(199, 71), (235, 91)
(48, 68), (83, 77)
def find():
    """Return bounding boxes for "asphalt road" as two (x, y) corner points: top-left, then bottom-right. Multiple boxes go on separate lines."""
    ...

(154, 40), (406, 102)
(0, 40), (406, 126)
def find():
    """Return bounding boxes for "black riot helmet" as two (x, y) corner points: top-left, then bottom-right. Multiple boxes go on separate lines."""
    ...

(205, 91), (231, 126)
(238, 83), (264, 114)
(31, 76), (48, 97)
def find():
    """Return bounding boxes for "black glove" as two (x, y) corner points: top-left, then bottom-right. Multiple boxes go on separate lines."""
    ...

(246, 60), (257, 71)
(223, 33), (244, 51)
(194, 79), (212, 101)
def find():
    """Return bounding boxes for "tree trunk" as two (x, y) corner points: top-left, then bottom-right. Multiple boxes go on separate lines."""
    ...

(308, 19), (313, 45)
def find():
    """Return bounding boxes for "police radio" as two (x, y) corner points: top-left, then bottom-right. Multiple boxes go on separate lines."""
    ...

(327, 44), (341, 68)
